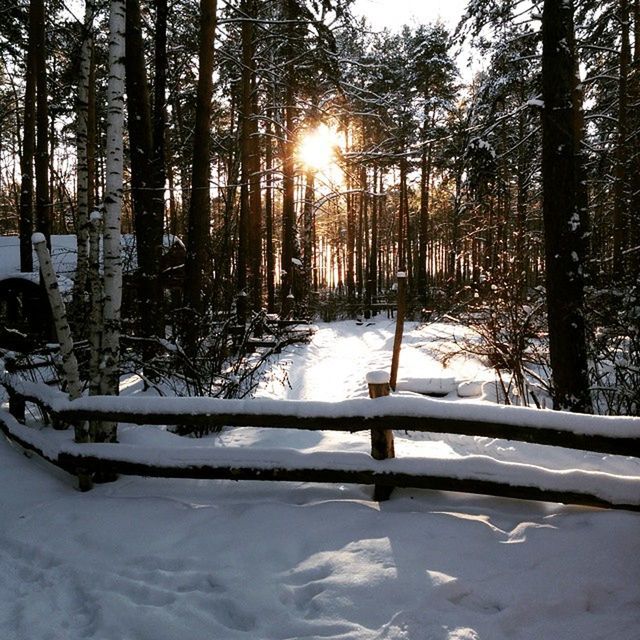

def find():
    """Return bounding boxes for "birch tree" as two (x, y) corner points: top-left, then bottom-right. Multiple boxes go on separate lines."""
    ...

(32, 233), (86, 440)
(94, 0), (126, 442)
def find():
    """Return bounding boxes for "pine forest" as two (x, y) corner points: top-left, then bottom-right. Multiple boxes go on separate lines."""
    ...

(0, 0), (639, 417)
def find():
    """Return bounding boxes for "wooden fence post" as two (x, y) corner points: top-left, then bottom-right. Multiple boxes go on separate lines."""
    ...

(366, 370), (395, 501)
(389, 271), (406, 391)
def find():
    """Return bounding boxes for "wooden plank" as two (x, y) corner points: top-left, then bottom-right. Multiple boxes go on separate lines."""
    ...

(0, 410), (60, 468)
(2, 403), (637, 511)
(50, 406), (640, 458)
(56, 452), (640, 512)
(3, 375), (640, 457)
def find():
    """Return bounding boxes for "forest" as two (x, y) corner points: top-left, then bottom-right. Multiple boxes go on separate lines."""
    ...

(0, 0), (639, 426)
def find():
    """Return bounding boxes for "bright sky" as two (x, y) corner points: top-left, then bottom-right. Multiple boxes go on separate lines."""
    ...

(352, 0), (469, 31)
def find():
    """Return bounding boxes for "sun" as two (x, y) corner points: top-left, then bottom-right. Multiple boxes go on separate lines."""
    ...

(297, 124), (341, 174)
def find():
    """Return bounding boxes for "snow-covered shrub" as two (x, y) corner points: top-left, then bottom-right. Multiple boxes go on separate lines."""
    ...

(120, 309), (294, 437)
(449, 274), (549, 408)
(587, 284), (640, 416)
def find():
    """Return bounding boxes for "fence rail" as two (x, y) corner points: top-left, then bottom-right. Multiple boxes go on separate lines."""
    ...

(2, 373), (640, 510)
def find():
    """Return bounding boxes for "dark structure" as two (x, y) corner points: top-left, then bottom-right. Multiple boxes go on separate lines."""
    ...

(0, 277), (52, 351)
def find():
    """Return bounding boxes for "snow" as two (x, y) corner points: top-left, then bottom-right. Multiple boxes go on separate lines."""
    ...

(8, 373), (640, 439)
(396, 375), (457, 395)
(365, 370), (390, 385)
(0, 234), (184, 284)
(0, 235), (78, 287)
(2, 320), (640, 639)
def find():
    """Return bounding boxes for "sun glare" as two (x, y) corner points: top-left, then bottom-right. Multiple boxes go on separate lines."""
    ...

(297, 124), (341, 175)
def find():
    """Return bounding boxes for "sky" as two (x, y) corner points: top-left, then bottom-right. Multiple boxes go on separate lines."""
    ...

(352, 0), (469, 31)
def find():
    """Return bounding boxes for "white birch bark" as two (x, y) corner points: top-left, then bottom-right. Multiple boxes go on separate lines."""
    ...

(96, 0), (126, 442)
(88, 210), (103, 397)
(32, 233), (88, 441)
(72, 0), (95, 310)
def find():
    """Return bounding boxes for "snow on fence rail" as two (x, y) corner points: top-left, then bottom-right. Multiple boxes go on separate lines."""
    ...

(2, 374), (640, 510)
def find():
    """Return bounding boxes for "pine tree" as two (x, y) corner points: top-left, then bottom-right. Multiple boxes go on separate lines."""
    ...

(541, 0), (592, 413)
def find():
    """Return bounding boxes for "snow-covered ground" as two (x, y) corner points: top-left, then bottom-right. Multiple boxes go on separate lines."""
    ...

(2, 320), (640, 639)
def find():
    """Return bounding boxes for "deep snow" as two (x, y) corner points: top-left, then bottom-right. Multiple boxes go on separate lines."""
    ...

(1, 320), (640, 639)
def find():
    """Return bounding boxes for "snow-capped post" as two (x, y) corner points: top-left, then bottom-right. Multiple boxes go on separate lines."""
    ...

(366, 369), (395, 501)
(32, 233), (86, 440)
(389, 271), (407, 391)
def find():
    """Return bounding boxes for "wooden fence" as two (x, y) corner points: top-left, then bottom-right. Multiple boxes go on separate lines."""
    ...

(1, 374), (640, 511)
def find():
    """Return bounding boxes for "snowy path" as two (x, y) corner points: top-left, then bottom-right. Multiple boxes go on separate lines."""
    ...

(258, 319), (458, 401)
(1, 320), (640, 639)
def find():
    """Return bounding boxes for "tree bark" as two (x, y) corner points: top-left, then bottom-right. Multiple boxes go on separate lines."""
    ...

(125, 0), (164, 341)
(390, 158), (408, 391)
(418, 110), (435, 307)
(265, 106), (276, 313)
(95, 0), (127, 442)
(280, 0), (300, 317)
(541, 0), (592, 413)
(73, 0), (96, 314)
(301, 169), (315, 311)
(184, 0), (218, 331)
(19, 0), (37, 272)
(613, 0), (631, 281)
(366, 166), (378, 314)
(280, 91), (297, 316)
(33, 0), (50, 245)
(32, 235), (84, 442)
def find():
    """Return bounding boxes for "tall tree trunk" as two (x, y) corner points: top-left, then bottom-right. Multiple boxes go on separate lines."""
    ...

(184, 0), (218, 333)
(345, 133), (355, 303)
(152, 0), (168, 232)
(357, 163), (367, 301)
(541, 0), (591, 413)
(515, 97), (529, 295)
(366, 166), (378, 314)
(244, 0), (262, 314)
(32, 235), (84, 439)
(88, 212), (103, 397)
(73, 0), (96, 314)
(237, 0), (258, 322)
(125, 0), (164, 342)
(280, 0), (300, 317)
(19, 0), (37, 272)
(152, 0), (168, 300)
(247, 109), (262, 315)
(418, 110), (435, 306)
(94, 0), (126, 442)
(390, 158), (408, 390)
(33, 0), (50, 245)
(280, 90), (297, 315)
(301, 169), (315, 312)
(629, 0), (640, 278)
(634, 0), (640, 62)
(613, 0), (631, 281)
(265, 106), (276, 313)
